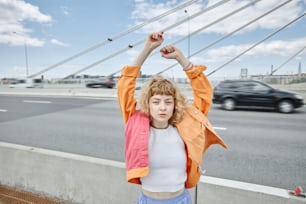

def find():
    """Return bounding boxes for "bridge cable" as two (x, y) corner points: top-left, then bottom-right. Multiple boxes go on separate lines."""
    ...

(107, 0), (199, 41)
(207, 12), (305, 76)
(270, 46), (306, 75)
(27, 0), (199, 78)
(154, 2), (301, 76)
(61, 0), (231, 79)
(154, 0), (291, 75)
(151, 0), (269, 59)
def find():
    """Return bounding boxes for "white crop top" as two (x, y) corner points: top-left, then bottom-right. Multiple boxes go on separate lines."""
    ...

(140, 125), (187, 192)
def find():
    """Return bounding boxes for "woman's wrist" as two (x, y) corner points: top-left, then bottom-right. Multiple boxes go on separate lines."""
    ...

(176, 52), (190, 69)
(131, 45), (153, 66)
(176, 54), (192, 71)
(183, 62), (193, 71)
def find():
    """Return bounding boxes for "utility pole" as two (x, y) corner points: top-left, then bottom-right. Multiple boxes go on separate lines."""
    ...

(185, 9), (196, 203)
(24, 38), (29, 77)
(184, 9), (191, 58)
(13, 32), (29, 77)
(298, 61), (301, 79)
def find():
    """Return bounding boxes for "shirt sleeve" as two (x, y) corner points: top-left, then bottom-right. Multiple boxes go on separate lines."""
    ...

(117, 65), (141, 123)
(185, 65), (213, 116)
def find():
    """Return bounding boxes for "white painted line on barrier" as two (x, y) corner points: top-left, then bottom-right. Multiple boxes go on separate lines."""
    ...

(214, 126), (227, 130)
(0, 109), (8, 112)
(201, 176), (290, 198)
(23, 100), (51, 104)
(0, 142), (125, 168)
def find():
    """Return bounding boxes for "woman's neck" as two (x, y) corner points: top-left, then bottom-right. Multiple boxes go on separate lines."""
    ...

(150, 122), (169, 129)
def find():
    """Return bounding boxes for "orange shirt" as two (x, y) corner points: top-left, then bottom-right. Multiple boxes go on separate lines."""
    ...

(117, 65), (227, 188)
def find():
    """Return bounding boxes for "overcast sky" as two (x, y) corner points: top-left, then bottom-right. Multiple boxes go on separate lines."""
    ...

(0, 0), (305, 80)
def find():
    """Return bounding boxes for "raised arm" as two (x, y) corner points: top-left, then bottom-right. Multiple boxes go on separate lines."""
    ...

(160, 45), (213, 115)
(117, 32), (164, 123)
(160, 45), (190, 69)
(132, 32), (164, 66)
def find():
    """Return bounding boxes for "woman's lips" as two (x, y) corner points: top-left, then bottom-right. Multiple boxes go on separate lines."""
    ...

(159, 114), (167, 118)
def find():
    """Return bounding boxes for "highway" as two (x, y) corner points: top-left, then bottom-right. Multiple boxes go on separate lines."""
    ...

(0, 94), (305, 191)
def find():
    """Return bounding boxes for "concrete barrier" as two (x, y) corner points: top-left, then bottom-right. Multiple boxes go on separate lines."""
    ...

(0, 142), (305, 204)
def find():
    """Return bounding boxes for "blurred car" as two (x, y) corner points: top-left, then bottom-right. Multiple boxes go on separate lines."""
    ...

(85, 76), (115, 88)
(213, 79), (304, 113)
(9, 78), (43, 88)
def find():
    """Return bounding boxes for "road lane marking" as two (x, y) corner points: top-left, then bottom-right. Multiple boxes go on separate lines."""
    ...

(0, 109), (8, 112)
(213, 127), (227, 130)
(23, 100), (51, 104)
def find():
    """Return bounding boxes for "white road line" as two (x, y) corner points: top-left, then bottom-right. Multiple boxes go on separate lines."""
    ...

(23, 100), (51, 104)
(213, 126), (227, 130)
(0, 109), (8, 112)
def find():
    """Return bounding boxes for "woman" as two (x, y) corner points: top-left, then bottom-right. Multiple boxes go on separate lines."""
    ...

(117, 32), (227, 204)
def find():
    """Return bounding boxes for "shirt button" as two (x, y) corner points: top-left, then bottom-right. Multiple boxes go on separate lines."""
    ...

(194, 110), (198, 114)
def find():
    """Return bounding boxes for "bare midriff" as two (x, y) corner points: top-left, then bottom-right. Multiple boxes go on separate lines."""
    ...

(142, 188), (184, 199)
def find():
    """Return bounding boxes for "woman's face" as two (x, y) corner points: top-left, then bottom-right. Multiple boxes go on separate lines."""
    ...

(149, 94), (174, 129)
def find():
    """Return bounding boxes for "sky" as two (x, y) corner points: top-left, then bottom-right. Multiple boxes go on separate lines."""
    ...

(0, 0), (306, 80)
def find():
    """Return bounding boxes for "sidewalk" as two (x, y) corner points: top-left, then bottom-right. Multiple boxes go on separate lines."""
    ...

(0, 185), (65, 204)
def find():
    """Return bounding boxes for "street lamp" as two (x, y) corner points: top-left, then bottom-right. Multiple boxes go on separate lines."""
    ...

(184, 9), (190, 59)
(13, 32), (29, 77)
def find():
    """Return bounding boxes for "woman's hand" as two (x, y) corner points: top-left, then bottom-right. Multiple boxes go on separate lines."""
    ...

(131, 32), (191, 70)
(145, 32), (164, 51)
(131, 32), (163, 67)
(160, 45), (182, 59)
(160, 45), (190, 69)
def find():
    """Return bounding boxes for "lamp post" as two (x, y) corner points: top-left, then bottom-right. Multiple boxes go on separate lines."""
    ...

(184, 9), (190, 58)
(186, 10), (197, 204)
(13, 32), (29, 77)
(24, 38), (29, 77)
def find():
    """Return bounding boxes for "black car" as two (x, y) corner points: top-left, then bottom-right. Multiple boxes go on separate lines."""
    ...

(85, 76), (115, 88)
(213, 79), (304, 113)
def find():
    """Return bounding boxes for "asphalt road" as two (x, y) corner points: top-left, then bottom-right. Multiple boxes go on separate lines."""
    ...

(0, 95), (305, 191)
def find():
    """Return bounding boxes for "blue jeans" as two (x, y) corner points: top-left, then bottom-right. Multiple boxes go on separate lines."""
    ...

(137, 189), (192, 204)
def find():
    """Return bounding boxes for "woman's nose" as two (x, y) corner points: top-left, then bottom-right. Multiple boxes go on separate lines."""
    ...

(159, 102), (166, 110)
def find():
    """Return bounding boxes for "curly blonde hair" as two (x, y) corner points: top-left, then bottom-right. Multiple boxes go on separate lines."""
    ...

(138, 76), (188, 125)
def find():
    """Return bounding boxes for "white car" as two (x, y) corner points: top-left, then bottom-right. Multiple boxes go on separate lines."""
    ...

(9, 78), (43, 88)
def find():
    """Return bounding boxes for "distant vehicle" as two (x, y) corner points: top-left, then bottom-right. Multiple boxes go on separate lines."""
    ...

(9, 78), (43, 88)
(213, 79), (304, 113)
(85, 76), (115, 88)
